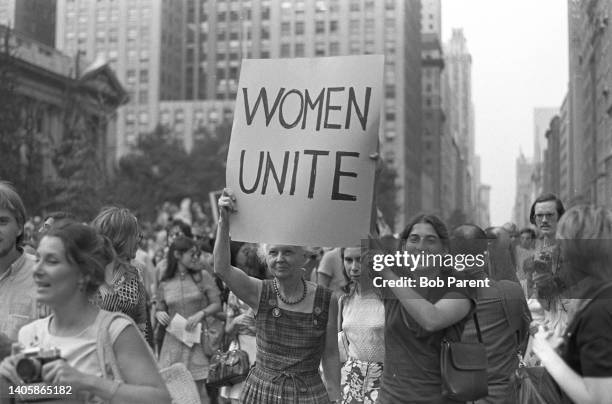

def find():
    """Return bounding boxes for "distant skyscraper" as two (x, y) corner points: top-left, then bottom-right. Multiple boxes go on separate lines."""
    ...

(0, 0), (56, 46)
(445, 29), (472, 162)
(513, 151), (534, 228)
(421, 0), (447, 218)
(444, 28), (482, 220)
(532, 107), (558, 196)
(55, 0), (186, 158)
(533, 107), (558, 166)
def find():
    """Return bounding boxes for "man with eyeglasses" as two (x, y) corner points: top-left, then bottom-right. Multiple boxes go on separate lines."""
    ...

(523, 193), (568, 363)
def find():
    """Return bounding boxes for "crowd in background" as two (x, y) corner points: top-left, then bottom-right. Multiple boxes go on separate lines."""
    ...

(1, 179), (611, 404)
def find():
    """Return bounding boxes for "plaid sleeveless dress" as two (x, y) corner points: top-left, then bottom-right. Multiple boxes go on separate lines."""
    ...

(240, 280), (332, 404)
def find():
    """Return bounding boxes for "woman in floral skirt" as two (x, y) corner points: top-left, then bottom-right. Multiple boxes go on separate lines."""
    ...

(338, 246), (385, 403)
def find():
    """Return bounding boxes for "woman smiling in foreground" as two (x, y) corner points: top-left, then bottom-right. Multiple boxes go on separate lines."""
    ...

(214, 188), (342, 404)
(0, 221), (170, 404)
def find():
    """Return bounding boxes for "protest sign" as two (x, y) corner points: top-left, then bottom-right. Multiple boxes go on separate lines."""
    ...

(226, 55), (383, 247)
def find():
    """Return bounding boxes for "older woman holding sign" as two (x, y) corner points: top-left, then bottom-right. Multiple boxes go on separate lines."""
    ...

(214, 188), (342, 404)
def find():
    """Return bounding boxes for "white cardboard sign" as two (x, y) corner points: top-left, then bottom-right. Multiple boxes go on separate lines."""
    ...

(226, 55), (383, 247)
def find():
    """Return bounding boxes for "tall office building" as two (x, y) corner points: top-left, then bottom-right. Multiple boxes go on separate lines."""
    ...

(513, 151), (534, 228)
(421, 0), (448, 218)
(531, 107), (558, 196)
(533, 107), (558, 166)
(0, 0), (56, 46)
(55, 0), (186, 157)
(444, 28), (481, 220)
(559, 94), (572, 203)
(187, 0), (422, 227)
(445, 29), (472, 162)
(567, 0), (612, 207)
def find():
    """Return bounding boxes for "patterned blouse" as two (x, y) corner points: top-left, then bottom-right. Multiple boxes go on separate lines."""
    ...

(92, 262), (152, 346)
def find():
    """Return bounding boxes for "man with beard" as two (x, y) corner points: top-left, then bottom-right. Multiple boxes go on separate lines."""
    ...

(0, 182), (43, 341)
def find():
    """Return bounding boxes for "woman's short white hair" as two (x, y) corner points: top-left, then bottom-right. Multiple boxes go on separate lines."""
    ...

(257, 244), (308, 261)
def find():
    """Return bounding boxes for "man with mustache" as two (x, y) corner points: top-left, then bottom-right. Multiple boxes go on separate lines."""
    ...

(523, 193), (568, 346)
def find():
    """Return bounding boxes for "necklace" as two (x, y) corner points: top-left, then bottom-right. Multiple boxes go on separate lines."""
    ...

(273, 278), (307, 305)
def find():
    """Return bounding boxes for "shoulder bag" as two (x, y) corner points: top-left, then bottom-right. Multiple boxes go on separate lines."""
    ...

(206, 337), (250, 388)
(441, 312), (489, 401)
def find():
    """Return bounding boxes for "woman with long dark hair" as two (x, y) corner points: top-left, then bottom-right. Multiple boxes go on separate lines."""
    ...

(155, 235), (221, 404)
(377, 214), (475, 404)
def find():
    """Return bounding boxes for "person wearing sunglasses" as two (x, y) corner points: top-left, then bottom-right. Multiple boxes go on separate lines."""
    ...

(156, 236), (221, 403)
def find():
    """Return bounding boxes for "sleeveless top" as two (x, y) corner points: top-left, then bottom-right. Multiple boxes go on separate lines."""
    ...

(240, 280), (332, 404)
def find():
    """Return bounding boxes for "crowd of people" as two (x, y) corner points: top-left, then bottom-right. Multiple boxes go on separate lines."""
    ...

(1, 179), (612, 404)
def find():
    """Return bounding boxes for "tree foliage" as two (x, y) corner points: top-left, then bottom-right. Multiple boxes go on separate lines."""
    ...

(0, 27), (47, 212)
(375, 161), (399, 232)
(106, 123), (231, 221)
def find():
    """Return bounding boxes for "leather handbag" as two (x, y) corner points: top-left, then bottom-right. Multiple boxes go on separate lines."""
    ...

(206, 338), (251, 388)
(440, 312), (489, 401)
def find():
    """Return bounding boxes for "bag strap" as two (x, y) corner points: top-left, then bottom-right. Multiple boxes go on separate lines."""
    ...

(337, 294), (345, 332)
(472, 311), (483, 344)
(96, 311), (127, 382)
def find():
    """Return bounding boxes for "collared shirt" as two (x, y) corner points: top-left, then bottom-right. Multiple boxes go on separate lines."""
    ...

(0, 253), (43, 341)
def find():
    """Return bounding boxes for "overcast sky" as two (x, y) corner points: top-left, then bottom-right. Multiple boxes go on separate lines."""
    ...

(441, 0), (569, 225)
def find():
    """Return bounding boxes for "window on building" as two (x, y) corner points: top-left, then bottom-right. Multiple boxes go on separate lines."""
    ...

(385, 84), (395, 98)
(281, 22), (291, 35)
(349, 19), (360, 34)
(281, 43), (291, 57)
(261, 6), (270, 19)
(315, 41), (325, 56)
(385, 0), (394, 10)
(295, 21), (304, 35)
(329, 42), (339, 56)
(316, 20), (325, 34)
(329, 20), (338, 33)
(128, 7), (138, 21)
(350, 0), (360, 12)
(140, 69), (148, 83)
(295, 43), (305, 57)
